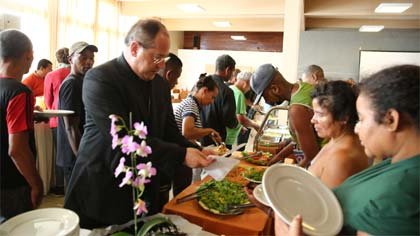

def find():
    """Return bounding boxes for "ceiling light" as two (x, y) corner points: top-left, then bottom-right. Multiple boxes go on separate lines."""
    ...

(177, 4), (205, 13)
(359, 25), (384, 32)
(375, 3), (413, 13)
(231, 35), (247, 40)
(213, 21), (231, 28)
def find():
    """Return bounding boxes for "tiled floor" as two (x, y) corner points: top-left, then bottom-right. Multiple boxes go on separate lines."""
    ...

(39, 193), (64, 209)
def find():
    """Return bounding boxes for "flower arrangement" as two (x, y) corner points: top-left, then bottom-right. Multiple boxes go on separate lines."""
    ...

(110, 114), (157, 234)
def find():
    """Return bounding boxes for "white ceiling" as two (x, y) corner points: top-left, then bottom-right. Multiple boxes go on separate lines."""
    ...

(119, 0), (420, 31)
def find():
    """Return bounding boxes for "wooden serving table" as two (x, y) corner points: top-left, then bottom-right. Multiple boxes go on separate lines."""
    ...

(163, 160), (273, 236)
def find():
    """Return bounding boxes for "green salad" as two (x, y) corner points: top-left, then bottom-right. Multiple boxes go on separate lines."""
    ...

(197, 180), (250, 214)
(243, 168), (265, 182)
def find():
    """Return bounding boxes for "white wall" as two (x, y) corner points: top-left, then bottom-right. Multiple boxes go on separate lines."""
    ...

(177, 49), (284, 90)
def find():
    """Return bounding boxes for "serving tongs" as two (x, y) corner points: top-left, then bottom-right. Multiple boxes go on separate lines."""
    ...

(176, 182), (215, 204)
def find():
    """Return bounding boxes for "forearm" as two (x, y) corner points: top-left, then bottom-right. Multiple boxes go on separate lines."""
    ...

(9, 146), (43, 191)
(66, 127), (81, 156)
(184, 127), (213, 140)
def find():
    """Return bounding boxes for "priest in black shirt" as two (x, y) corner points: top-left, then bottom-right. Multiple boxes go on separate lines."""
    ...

(64, 19), (214, 229)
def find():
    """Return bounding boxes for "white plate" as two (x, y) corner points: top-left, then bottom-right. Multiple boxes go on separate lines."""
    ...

(262, 164), (343, 236)
(34, 109), (74, 118)
(253, 184), (269, 206)
(0, 208), (79, 236)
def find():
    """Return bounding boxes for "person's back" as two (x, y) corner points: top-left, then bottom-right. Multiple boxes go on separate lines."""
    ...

(201, 54), (238, 146)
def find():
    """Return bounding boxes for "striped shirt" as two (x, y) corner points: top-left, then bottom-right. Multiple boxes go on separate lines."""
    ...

(174, 95), (202, 132)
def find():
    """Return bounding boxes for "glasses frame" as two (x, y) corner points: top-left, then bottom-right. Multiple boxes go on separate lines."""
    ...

(136, 41), (170, 64)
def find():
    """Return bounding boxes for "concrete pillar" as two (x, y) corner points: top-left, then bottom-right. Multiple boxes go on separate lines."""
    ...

(283, 0), (304, 82)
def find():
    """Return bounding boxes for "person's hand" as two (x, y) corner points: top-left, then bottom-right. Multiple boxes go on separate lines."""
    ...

(184, 148), (215, 168)
(210, 130), (222, 144)
(275, 213), (304, 236)
(30, 182), (44, 208)
(201, 148), (217, 156)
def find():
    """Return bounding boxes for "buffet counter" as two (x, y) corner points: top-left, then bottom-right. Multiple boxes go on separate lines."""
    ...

(163, 160), (274, 236)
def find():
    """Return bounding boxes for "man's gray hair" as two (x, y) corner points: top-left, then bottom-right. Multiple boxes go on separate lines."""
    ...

(0, 29), (32, 60)
(303, 64), (324, 76)
(124, 19), (168, 48)
(237, 71), (253, 81)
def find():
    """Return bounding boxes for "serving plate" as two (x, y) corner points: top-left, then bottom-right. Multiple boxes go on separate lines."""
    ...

(242, 168), (265, 183)
(34, 109), (74, 118)
(0, 208), (79, 236)
(253, 184), (269, 206)
(262, 164), (343, 236)
(196, 180), (250, 216)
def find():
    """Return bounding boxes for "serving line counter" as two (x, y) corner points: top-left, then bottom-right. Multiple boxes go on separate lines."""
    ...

(163, 160), (274, 236)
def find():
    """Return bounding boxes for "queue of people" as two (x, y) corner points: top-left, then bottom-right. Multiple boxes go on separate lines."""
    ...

(0, 18), (418, 236)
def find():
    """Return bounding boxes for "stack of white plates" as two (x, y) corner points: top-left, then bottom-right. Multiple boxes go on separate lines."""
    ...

(0, 208), (79, 236)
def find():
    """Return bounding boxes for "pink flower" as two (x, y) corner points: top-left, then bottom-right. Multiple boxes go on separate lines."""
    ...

(132, 176), (150, 189)
(114, 157), (126, 177)
(109, 115), (121, 136)
(136, 140), (152, 157)
(134, 122), (148, 139)
(133, 199), (148, 215)
(112, 134), (120, 149)
(136, 162), (156, 178)
(119, 170), (133, 187)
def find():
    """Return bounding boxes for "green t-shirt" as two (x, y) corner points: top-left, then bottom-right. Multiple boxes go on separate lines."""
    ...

(334, 155), (420, 235)
(225, 85), (246, 145)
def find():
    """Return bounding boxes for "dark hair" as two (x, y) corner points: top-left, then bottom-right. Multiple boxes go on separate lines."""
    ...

(215, 54), (236, 72)
(0, 29), (32, 60)
(360, 64), (420, 131)
(124, 19), (168, 48)
(311, 80), (358, 129)
(196, 75), (218, 91)
(37, 59), (52, 70)
(166, 53), (182, 70)
(56, 47), (69, 64)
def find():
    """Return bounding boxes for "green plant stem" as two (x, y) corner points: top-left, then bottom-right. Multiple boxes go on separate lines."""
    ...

(128, 113), (138, 235)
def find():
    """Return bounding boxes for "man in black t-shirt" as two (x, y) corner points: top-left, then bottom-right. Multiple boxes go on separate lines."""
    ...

(57, 42), (97, 186)
(0, 30), (43, 222)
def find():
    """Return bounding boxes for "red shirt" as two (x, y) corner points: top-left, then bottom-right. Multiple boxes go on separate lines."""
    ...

(22, 72), (44, 97)
(44, 67), (70, 128)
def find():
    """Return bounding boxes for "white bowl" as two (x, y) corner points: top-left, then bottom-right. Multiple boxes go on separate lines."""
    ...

(0, 208), (79, 236)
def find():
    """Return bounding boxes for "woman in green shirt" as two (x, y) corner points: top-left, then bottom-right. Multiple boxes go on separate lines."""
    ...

(276, 64), (420, 235)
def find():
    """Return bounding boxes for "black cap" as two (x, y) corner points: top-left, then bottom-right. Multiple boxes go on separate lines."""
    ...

(250, 64), (276, 104)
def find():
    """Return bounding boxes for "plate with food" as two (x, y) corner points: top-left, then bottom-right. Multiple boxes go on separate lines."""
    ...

(242, 168), (265, 183)
(241, 151), (273, 166)
(197, 180), (250, 215)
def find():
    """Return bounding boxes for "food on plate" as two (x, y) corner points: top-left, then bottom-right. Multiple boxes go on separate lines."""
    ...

(215, 144), (228, 155)
(225, 166), (247, 185)
(243, 168), (265, 183)
(197, 180), (250, 215)
(242, 151), (273, 166)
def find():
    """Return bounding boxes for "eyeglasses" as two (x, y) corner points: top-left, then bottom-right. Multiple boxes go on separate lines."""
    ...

(153, 55), (170, 64)
(136, 41), (170, 64)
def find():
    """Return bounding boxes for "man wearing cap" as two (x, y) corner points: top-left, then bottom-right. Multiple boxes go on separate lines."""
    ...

(57, 41), (97, 185)
(201, 54), (238, 147)
(251, 64), (320, 167)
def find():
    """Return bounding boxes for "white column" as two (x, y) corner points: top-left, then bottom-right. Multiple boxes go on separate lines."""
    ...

(283, 0), (304, 82)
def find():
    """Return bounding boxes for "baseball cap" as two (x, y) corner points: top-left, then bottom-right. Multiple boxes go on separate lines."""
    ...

(69, 41), (98, 56)
(250, 64), (276, 105)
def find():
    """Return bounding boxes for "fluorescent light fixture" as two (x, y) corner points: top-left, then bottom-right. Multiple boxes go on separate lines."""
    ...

(213, 21), (231, 27)
(359, 25), (384, 32)
(375, 3), (413, 13)
(177, 4), (205, 13)
(231, 35), (247, 40)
